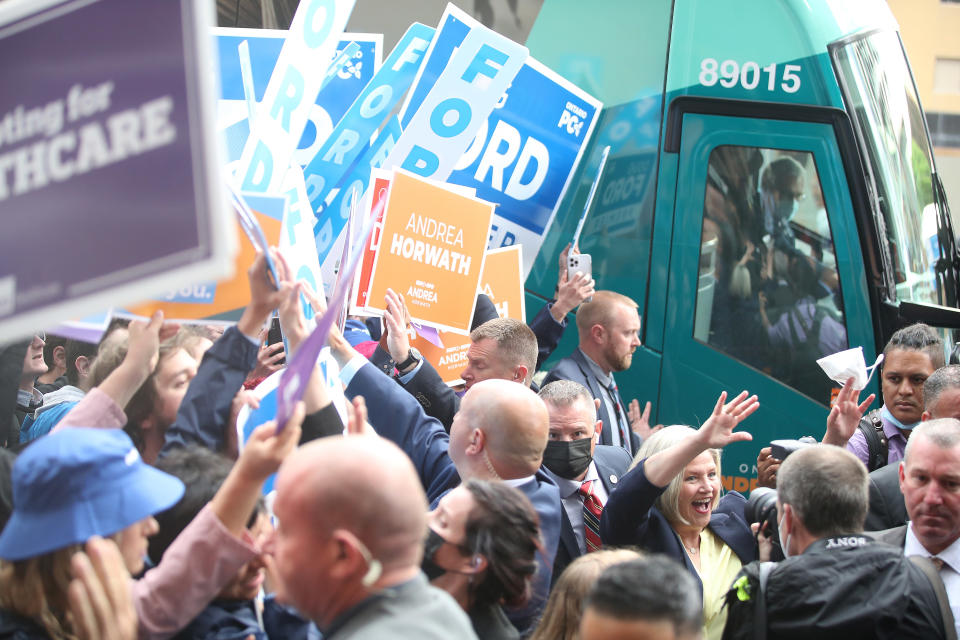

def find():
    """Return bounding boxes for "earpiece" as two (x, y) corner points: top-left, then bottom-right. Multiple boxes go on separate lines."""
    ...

(361, 558), (383, 588)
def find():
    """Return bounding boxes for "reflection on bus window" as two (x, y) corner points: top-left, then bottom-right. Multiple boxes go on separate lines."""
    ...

(694, 145), (848, 405)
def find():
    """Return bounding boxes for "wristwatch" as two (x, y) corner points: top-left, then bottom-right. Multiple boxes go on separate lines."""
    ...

(396, 347), (422, 372)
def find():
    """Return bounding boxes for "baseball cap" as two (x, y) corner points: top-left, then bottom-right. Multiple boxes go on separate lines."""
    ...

(0, 427), (185, 561)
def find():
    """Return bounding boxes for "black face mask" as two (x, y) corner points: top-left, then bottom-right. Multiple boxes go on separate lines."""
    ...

(421, 528), (453, 580)
(542, 437), (594, 479)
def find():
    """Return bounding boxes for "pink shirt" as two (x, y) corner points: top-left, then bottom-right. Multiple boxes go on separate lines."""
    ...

(57, 387), (259, 639)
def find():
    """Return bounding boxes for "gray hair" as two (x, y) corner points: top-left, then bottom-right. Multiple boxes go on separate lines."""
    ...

(538, 380), (595, 414)
(905, 418), (960, 465)
(777, 445), (867, 537)
(630, 425), (721, 527)
(924, 366), (960, 416)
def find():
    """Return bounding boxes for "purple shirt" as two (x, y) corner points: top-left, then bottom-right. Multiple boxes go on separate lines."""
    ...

(845, 407), (907, 466)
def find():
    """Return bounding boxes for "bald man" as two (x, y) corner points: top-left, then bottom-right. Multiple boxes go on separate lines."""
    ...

(271, 437), (477, 640)
(328, 330), (560, 634)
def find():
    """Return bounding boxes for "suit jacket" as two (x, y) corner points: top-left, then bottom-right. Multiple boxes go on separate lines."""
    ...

(872, 524), (908, 548)
(344, 362), (561, 632)
(866, 463), (909, 531)
(527, 303), (567, 370)
(542, 350), (641, 453)
(599, 458), (755, 596)
(550, 445), (633, 583)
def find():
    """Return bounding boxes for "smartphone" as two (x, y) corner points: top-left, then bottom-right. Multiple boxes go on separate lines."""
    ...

(567, 253), (593, 302)
(266, 317), (286, 366)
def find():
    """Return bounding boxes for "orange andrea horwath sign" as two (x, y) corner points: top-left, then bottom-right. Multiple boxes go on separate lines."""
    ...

(365, 169), (494, 334)
(410, 244), (525, 386)
(126, 196), (283, 322)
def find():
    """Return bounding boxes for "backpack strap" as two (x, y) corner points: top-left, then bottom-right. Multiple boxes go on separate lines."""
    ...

(856, 410), (888, 472)
(752, 562), (775, 640)
(909, 555), (958, 640)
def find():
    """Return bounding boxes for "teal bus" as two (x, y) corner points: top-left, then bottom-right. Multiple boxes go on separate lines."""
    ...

(522, 0), (960, 490)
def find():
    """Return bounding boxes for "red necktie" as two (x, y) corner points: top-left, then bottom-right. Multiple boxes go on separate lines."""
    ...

(579, 480), (604, 552)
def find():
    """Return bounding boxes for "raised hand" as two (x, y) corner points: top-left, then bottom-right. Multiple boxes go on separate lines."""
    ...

(629, 399), (663, 440)
(126, 310), (179, 377)
(756, 447), (780, 489)
(345, 395), (376, 437)
(823, 377), (875, 447)
(697, 390), (758, 449)
(237, 401), (304, 482)
(384, 288), (413, 366)
(68, 537), (137, 640)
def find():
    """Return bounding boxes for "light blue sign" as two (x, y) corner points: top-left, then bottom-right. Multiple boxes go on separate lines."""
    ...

(303, 23), (434, 214)
(315, 115), (401, 264)
(214, 28), (380, 165)
(399, 8), (601, 271)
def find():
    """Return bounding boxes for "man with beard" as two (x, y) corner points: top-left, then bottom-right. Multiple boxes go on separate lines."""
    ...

(538, 380), (632, 582)
(543, 291), (643, 455)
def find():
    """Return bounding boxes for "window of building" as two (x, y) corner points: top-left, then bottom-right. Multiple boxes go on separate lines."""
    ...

(934, 58), (960, 94)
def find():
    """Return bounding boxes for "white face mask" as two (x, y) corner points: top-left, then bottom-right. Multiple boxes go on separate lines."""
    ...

(778, 508), (792, 559)
(816, 347), (884, 390)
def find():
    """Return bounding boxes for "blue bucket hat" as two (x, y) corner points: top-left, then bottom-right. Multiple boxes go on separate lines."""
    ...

(0, 427), (185, 561)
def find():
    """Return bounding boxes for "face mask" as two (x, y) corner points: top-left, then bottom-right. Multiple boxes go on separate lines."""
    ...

(421, 528), (455, 581)
(816, 347), (883, 390)
(881, 405), (920, 431)
(542, 438), (594, 480)
(778, 509), (792, 559)
(776, 195), (799, 222)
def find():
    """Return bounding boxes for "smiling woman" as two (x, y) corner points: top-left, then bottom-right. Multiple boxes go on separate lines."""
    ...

(599, 391), (759, 640)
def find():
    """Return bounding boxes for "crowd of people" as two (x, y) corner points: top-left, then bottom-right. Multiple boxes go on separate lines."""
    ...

(1, 241), (959, 640)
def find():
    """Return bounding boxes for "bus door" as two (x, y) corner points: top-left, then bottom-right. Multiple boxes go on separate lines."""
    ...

(659, 106), (876, 491)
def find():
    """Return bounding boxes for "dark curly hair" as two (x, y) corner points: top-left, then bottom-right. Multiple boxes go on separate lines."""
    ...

(462, 479), (542, 610)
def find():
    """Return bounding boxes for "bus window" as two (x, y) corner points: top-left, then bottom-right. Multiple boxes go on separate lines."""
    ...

(694, 145), (849, 403)
(833, 30), (941, 307)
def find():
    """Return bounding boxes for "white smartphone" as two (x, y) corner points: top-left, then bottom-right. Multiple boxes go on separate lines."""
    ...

(567, 253), (593, 302)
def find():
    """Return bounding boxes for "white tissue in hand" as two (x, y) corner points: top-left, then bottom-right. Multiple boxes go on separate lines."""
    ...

(816, 347), (883, 390)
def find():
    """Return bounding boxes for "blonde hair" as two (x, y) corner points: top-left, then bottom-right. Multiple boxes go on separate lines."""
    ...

(0, 545), (82, 640)
(630, 425), (722, 527)
(575, 291), (639, 337)
(529, 548), (643, 640)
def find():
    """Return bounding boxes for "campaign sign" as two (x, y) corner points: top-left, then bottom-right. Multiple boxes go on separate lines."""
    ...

(304, 23), (432, 216)
(279, 165), (324, 320)
(0, 0), (231, 340)
(214, 28), (381, 168)
(365, 170), (494, 334)
(401, 5), (601, 276)
(381, 8), (527, 184)
(411, 244), (525, 385)
(235, 0), (356, 194)
(237, 351), (346, 494)
(350, 170), (392, 313)
(125, 194), (284, 322)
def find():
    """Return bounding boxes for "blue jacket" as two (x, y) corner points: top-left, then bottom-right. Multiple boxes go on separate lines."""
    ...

(344, 362), (561, 634)
(599, 458), (756, 595)
(161, 326), (258, 457)
(173, 596), (318, 640)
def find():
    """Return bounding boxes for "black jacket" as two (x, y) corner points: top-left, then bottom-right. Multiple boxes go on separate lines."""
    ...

(722, 535), (946, 640)
(0, 609), (50, 640)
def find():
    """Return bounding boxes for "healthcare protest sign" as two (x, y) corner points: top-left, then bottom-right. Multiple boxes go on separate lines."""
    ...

(0, 0), (231, 340)
(410, 244), (526, 385)
(364, 170), (494, 334)
(401, 4), (602, 276)
(124, 194), (284, 322)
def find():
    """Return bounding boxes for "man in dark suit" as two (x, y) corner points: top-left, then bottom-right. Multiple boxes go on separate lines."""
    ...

(543, 290), (645, 455)
(326, 325), (560, 635)
(866, 365), (960, 531)
(378, 288), (540, 430)
(538, 380), (632, 583)
(872, 418), (960, 636)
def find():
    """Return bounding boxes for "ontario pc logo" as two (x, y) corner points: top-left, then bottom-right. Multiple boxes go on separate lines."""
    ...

(558, 101), (587, 137)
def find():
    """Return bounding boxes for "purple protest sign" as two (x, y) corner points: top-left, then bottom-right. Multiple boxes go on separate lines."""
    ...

(274, 191), (385, 430)
(0, 0), (230, 340)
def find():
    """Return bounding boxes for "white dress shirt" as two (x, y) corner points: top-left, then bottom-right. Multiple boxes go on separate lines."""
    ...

(905, 523), (960, 638)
